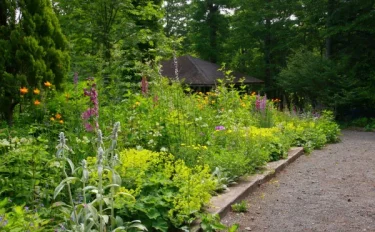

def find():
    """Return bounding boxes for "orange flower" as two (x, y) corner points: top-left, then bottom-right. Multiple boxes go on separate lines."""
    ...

(33, 88), (40, 95)
(59, 120), (64, 124)
(50, 117), (55, 121)
(34, 100), (41, 105)
(20, 87), (28, 95)
(55, 113), (62, 119)
(251, 92), (256, 96)
(44, 81), (52, 87)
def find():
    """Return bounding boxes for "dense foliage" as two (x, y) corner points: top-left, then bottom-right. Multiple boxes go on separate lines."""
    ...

(0, 74), (340, 230)
(1, 0), (367, 231)
(0, 0), (69, 125)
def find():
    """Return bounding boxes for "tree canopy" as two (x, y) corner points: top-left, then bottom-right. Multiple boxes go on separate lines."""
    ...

(1, 0), (375, 123)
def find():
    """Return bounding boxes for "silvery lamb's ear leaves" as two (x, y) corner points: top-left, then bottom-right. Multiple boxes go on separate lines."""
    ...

(87, 204), (99, 221)
(83, 186), (97, 192)
(82, 169), (89, 182)
(54, 177), (79, 199)
(103, 197), (111, 206)
(111, 170), (122, 185)
(53, 182), (65, 199)
(104, 184), (120, 191)
(86, 219), (95, 231)
(115, 216), (124, 227)
(101, 214), (109, 224)
(128, 221), (148, 231)
(112, 226), (126, 232)
(66, 157), (75, 174)
(51, 201), (70, 208)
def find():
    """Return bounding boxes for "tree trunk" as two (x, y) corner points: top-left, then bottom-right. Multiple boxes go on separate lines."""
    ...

(325, 0), (335, 58)
(264, 16), (272, 96)
(207, 1), (218, 64)
(4, 101), (18, 127)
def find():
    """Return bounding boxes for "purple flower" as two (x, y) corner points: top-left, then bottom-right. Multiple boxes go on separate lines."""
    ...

(82, 78), (99, 131)
(84, 123), (93, 132)
(141, 76), (148, 95)
(215, 126), (225, 131)
(256, 94), (267, 111)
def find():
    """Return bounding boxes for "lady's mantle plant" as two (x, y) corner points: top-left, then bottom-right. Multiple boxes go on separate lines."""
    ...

(53, 122), (147, 232)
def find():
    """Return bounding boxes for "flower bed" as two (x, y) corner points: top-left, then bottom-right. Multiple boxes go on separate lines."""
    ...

(0, 76), (340, 231)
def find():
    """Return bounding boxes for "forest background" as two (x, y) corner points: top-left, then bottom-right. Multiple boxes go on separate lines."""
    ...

(1, 0), (375, 124)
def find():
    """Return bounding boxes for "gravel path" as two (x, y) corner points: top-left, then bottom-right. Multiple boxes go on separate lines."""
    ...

(222, 130), (375, 232)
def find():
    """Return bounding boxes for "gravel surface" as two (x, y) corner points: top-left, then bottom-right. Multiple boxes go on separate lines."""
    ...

(222, 130), (375, 232)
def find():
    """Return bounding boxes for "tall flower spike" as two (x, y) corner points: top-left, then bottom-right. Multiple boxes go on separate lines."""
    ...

(59, 132), (66, 147)
(97, 147), (104, 162)
(173, 49), (179, 81)
(97, 129), (103, 145)
(56, 132), (70, 158)
(111, 122), (120, 140)
(97, 147), (104, 175)
(82, 160), (89, 183)
(141, 77), (148, 95)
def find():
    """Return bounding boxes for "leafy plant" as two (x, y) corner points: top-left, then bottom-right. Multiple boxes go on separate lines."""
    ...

(0, 198), (49, 231)
(199, 213), (238, 232)
(53, 123), (147, 232)
(211, 167), (238, 193)
(112, 149), (216, 231)
(231, 200), (248, 213)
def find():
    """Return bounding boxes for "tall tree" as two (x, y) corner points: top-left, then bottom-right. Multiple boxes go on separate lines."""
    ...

(225, 0), (300, 96)
(163, 0), (189, 38)
(53, 0), (133, 77)
(187, 0), (233, 64)
(0, 0), (70, 125)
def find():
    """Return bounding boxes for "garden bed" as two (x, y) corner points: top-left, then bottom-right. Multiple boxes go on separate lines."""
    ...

(0, 76), (340, 231)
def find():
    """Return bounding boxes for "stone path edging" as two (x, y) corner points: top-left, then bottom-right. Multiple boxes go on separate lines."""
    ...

(191, 147), (304, 232)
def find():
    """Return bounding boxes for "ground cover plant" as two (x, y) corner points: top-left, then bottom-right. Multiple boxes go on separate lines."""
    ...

(0, 72), (340, 231)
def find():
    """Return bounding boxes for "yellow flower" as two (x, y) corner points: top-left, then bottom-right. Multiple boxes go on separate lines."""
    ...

(59, 120), (64, 124)
(251, 92), (256, 96)
(50, 117), (55, 121)
(44, 81), (52, 87)
(33, 88), (40, 95)
(55, 113), (62, 119)
(34, 100), (41, 105)
(20, 87), (28, 95)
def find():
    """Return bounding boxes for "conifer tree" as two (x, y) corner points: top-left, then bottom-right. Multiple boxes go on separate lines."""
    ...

(0, 0), (70, 125)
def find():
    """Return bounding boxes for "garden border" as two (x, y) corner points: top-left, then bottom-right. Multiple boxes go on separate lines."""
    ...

(191, 147), (304, 231)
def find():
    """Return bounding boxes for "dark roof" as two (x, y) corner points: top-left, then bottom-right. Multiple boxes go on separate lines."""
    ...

(160, 55), (263, 86)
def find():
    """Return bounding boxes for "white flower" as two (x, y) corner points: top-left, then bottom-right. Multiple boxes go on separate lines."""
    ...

(11, 136), (19, 144)
(136, 145), (143, 150)
(160, 147), (168, 152)
(153, 131), (162, 137)
(0, 139), (10, 147)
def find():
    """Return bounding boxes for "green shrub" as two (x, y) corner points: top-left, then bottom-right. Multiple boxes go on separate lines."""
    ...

(87, 149), (216, 231)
